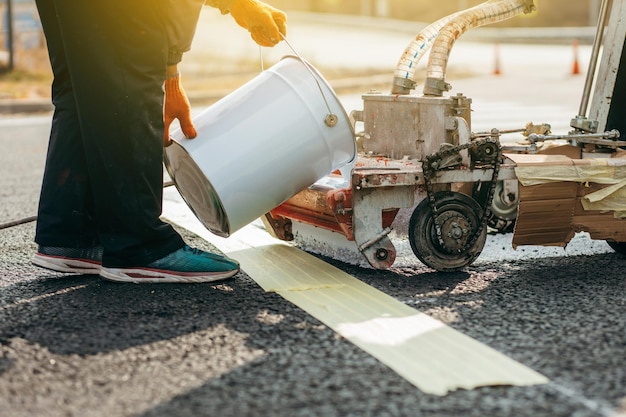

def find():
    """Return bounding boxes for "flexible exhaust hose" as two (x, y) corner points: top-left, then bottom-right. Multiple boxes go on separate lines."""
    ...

(423, 0), (536, 96)
(391, 11), (462, 94)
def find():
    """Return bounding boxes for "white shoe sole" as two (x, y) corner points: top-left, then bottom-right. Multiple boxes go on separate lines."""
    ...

(32, 253), (102, 274)
(99, 266), (239, 283)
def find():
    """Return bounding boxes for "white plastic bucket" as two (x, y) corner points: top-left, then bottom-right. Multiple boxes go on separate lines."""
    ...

(164, 56), (356, 237)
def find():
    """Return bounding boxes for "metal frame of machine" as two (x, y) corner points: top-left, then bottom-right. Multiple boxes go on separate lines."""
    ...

(264, 0), (626, 272)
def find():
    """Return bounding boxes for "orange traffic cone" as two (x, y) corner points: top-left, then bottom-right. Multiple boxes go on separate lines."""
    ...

(493, 43), (501, 76)
(572, 39), (581, 75)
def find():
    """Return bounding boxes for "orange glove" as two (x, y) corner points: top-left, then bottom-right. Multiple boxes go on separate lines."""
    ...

(164, 73), (197, 147)
(230, 0), (287, 47)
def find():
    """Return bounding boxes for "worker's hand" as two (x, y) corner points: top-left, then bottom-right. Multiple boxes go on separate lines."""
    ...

(230, 0), (287, 47)
(164, 73), (197, 147)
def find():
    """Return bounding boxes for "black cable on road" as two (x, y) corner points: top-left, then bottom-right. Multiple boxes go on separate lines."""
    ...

(0, 215), (37, 230)
(0, 181), (176, 231)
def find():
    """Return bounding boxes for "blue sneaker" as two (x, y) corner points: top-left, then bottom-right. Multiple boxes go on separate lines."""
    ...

(99, 245), (240, 283)
(32, 246), (103, 274)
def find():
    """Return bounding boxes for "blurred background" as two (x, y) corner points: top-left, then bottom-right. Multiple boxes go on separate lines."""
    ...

(0, 0), (603, 100)
(269, 0), (602, 26)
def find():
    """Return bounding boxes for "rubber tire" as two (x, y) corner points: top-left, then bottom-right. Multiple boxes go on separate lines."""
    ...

(408, 191), (487, 272)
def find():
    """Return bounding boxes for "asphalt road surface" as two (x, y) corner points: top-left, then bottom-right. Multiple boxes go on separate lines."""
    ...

(1, 99), (625, 417)
(1, 11), (625, 416)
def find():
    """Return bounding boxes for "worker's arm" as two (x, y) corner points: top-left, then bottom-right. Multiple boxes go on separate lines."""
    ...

(205, 0), (287, 47)
(163, 0), (204, 147)
(163, 0), (288, 147)
(163, 64), (197, 147)
(167, 0), (205, 66)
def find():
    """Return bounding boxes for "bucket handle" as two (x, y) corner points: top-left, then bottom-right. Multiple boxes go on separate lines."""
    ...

(280, 34), (339, 127)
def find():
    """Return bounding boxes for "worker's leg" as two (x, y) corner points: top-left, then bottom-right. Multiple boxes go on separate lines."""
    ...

(34, 0), (99, 249)
(35, 0), (185, 268)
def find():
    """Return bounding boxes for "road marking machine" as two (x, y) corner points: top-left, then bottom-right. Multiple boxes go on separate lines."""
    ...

(261, 0), (626, 271)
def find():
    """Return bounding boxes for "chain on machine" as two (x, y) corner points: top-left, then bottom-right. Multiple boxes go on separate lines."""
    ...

(421, 136), (503, 254)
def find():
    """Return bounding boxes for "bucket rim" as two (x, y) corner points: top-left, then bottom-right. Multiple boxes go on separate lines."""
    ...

(163, 142), (231, 237)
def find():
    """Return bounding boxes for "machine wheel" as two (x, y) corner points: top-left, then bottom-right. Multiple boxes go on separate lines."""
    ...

(606, 240), (626, 255)
(408, 191), (487, 272)
(472, 180), (518, 234)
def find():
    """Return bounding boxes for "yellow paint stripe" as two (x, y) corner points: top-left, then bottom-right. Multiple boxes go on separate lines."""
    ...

(162, 195), (548, 395)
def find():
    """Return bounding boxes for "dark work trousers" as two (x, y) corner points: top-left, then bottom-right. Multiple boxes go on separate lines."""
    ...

(34, 0), (185, 267)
